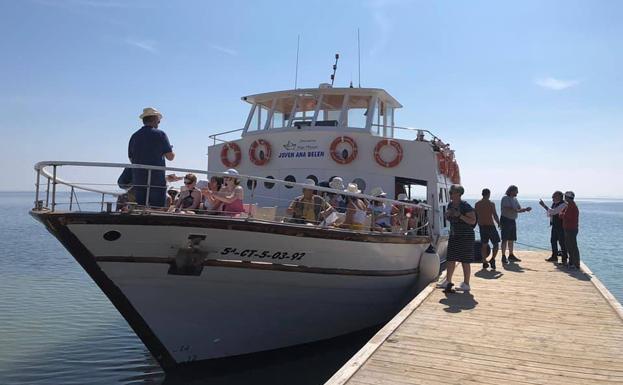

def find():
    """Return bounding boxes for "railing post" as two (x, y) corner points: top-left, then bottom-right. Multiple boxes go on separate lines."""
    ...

(145, 169), (152, 209)
(45, 178), (50, 207)
(69, 186), (74, 211)
(34, 170), (41, 209)
(101, 193), (105, 212)
(51, 165), (57, 212)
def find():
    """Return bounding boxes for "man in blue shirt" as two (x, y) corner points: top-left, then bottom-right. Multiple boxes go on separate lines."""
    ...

(128, 107), (175, 208)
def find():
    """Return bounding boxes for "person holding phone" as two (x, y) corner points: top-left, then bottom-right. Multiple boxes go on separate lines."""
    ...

(539, 191), (567, 264)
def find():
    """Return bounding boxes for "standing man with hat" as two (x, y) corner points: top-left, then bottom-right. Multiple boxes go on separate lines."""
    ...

(560, 191), (580, 269)
(128, 107), (175, 208)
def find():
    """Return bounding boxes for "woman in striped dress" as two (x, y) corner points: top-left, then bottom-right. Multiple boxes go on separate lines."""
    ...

(444, 184), (476, 293)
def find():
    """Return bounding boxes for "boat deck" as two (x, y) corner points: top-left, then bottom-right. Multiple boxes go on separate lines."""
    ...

(326, 251), (623, 385)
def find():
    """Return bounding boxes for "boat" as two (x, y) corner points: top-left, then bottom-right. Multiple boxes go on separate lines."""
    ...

(30, 83), (462, 370)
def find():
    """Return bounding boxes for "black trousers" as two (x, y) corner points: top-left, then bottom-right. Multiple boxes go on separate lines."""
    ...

(564, 229), (580, 268)
(550, 225), (566, 261)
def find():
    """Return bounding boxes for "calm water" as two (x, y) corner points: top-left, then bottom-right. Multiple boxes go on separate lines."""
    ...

(1, 192), (622, 384)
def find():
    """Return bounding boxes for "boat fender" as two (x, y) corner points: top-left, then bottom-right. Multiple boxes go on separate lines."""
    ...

(373, 139), (403, 168)
(220, 142), (242, 168)
(419, 245), (440, 285)
(249, 139), (272, 166)
(329, 136), (358, 164)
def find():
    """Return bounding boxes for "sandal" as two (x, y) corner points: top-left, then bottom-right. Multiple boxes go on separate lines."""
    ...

(443, 282), (456, 294)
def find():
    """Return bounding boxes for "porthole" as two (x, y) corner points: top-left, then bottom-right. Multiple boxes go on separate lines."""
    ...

(284, 175), (296, 189)
(306, 175), (318, 185)
(352, 178), (366, 194)
(264, 176), (275, 189)
(246, 179), (257, 190)
(103, 230), (121, 241)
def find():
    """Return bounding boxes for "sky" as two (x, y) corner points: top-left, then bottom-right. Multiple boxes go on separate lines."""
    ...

(1, 0), (622, 198)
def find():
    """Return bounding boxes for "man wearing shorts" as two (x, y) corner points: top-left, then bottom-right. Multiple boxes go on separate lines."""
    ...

(500, 185), (532, 264)
(475, 188), (500, 270)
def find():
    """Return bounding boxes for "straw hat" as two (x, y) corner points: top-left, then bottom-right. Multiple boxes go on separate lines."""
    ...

(370, 187), (387, 197)
(329, 177), (345, 190)
(303, 178), (316, 187)
(345, 183), (361, 194)
(139, 107), (162, 120)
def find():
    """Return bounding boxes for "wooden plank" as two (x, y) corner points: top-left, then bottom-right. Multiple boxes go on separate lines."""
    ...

(326, 251), (623, 385)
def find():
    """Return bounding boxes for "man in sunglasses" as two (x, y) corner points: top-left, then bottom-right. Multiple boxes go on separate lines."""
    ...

(128, 107), (175, 208)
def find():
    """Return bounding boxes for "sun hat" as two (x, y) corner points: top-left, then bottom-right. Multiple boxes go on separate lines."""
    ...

(139, 107), (162, 120)
(224, 168), (239, 176)
(397, 193), (409, 201)
(302, 178), (316, 187)
(345, 183), (361, 194)
(196, 180), (209, 189)
(329, 177), (345, 190)
(564, 191), (575, 199)
(370, 187), (387, 197)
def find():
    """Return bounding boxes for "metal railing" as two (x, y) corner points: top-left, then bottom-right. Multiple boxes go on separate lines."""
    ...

(208, 128), (245, 146)
(33, 161), (431, 236)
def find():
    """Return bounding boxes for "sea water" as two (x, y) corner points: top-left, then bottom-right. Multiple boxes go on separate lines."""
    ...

(0, 192), (621, 385)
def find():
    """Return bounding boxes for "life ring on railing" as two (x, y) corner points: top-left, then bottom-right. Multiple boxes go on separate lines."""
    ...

(330, 136), (358, 164)
(436, 152), (448, 175)
(249, 139), (272, 166)
(220, 142), (241, 168)
(451, 161), (461, 184)
(374, 139), (403, 168)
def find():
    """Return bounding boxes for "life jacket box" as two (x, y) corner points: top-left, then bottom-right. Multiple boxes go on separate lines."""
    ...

(473, 240), (491, 262)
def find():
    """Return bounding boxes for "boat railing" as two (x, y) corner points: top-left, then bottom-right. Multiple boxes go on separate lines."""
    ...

(208, 128), (245, 146)
(32, 161), (431, 236)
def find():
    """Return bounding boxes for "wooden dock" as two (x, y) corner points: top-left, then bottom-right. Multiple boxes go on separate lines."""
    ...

(326, 251), (623, 385)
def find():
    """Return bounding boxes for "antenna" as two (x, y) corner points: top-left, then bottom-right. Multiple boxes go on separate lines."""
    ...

(330, 53), (339, 86)
(357, 28), (361, 87)
(294, 34), (300, 89)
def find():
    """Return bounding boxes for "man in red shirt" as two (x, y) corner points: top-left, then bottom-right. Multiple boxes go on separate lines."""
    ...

(560, 191), (580, 269)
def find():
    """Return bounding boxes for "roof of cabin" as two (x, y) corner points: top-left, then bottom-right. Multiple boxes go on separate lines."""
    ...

(241, 87), (403, 113)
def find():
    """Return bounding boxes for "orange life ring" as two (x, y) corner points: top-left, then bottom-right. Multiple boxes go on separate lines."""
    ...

(249, 139), (271, 166)
(220, 142), (241, 168)
(374, 139), (403, 168)
(436, 152), (448, 175)
(451, 161), (461, 184)
(330, 136), (358, 164)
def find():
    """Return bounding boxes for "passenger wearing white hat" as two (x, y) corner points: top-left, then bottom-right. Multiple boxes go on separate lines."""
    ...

(128, 107), (175, 208)
(343, 183), (367, 230)
(286, 179), (334, 224)
(326, 176), (347, 213)
(369, 187), (391, 230)
(561, 191), (581, 269)
(207, 169), (245, 216)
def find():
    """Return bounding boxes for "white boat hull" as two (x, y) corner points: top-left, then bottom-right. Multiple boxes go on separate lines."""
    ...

(34, 212), (430, 369)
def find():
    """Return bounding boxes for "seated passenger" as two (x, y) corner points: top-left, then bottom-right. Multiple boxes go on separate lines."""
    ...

(368, 187), (392, 231)
(166, 188), (179, 209)
(175, 173), (202, 213)
(200, 176), (224, 214)
(328, 177), (347, 213)
(342, 183), (368, 230)
(286, 179), (334, 225)
(208, 169), (245, 216)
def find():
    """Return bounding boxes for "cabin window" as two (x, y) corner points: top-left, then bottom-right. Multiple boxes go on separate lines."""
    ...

(264, 176), (275, 189)
(345, 95), (371, 129)
(284, 175), (296, 188)
(248, 104), (270, 131)
(246, 179), (257, 190)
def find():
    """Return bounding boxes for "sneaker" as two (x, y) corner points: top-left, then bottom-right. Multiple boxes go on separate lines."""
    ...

(508, 254), (522, 262)
(489, 258), (496, 270)
(545, 256), (558, 262)
(436, 278), (448, 288)
(482, 261), (489, 269)
(558, 260), (568, 267)
(501, 255), (508, 264)
(456, 282), (471, 292)
(443, 282), (456, 294)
